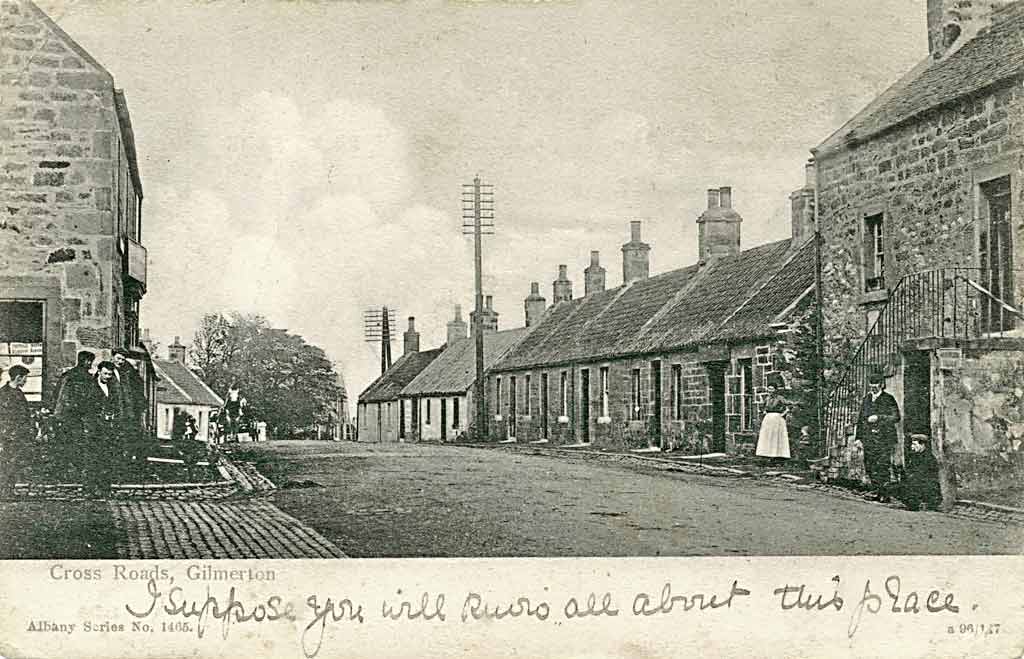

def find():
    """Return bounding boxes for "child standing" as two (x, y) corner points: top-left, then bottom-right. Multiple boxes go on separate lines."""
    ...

(900, 434), (942, 511)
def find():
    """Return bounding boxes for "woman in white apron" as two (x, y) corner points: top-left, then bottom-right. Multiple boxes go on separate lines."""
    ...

(755, 377), (790, 460)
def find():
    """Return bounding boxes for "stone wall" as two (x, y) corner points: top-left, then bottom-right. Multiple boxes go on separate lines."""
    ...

(486, 337), (795, 453)
(939, 345), (1024, 500)
(1, 0), (140, 389)
(816, 76), (1024, 345)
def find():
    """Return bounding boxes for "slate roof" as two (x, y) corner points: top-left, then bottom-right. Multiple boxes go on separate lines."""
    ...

(816, 2), (1024, 152)
(492, 238), (816, 372)
(153, 359), (224, 408)
(358, 348), (443, 404)
(401, 328), (530, 397)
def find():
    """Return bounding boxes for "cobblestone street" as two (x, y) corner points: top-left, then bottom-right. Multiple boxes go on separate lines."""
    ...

(109, 499), (346, 559)
(0, 488), (346, 559)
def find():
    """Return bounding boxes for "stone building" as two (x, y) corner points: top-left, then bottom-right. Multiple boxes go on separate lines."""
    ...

(486, 190), (817, 454)
(356, 342), (442, 443)
(400, 312), (528, 442)
(813, 0), (1024, 504)
(153, 345), (224, 443)
(0, 0), (152, 413)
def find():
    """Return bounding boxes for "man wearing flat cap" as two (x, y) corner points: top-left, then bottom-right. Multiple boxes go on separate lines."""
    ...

(856, 372), (901, 501)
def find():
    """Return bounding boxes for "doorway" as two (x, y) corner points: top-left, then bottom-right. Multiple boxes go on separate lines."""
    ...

(508, 376), (517, 439)
(650, 361), (662, 446)
(706, 361), (727, 452)
(903, 351), (931, 439)
(440, 398), (447, 442)
(541, 372), (549, 438)
(580, 369), (590, 443)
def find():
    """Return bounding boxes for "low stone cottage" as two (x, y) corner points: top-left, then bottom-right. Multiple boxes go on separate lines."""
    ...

(487, 186), (818, 454)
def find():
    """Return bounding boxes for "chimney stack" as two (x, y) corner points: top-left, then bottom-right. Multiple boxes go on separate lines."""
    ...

(403, 316), (420, 355)
(553, 264), (573, 303)
(524, 281), (547, 327)
(584, 250), (606, 296)
(168, 336), (187, 364)
(789, 160), (817, 245)
(927, 0), (1017, 60)
(696, 185), (742, 265)
(446, 305), (467, 345)
(471, 294), (499, 334)
(621, 220), (651, 284)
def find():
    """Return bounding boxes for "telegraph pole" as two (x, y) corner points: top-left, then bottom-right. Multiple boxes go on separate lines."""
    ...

(363, 306), (397, 376)
(462, 177), (494, 440)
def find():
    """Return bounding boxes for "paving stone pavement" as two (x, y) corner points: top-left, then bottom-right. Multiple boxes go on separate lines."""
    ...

(109, 499), (347, 559)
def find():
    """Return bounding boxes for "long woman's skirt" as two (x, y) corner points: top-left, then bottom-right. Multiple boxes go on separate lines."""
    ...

(755, 412), (791, 458)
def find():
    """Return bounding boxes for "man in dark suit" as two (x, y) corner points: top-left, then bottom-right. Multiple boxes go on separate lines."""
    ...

(0, 365), (33, 487)
(52, 351), (95, 469)
(82, 361), (121, 494)
(856, 372), (902, 501)
(112, 348), (146, 440)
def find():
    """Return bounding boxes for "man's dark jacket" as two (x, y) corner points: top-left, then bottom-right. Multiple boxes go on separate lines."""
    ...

(0, 383), (33, 445)
(115, 362), (146, 425)
(856, 391), (901, 454)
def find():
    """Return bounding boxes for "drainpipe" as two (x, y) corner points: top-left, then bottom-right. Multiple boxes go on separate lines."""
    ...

(813, 155), (826, 460)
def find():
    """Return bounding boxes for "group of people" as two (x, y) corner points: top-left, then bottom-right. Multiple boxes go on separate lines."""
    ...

(0, 349), (146, 492)
(753, 372), (942, 510)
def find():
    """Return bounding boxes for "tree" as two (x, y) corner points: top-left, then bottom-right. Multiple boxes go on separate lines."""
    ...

(189, 313), (343, 437)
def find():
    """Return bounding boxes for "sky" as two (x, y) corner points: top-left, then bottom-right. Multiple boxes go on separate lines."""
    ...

(41, 0), (927, 402)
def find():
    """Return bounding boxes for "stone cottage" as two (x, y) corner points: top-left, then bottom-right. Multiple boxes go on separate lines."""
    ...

(356, 317), (442, 443)
(400, 306), (528, 442)
(0, 0), (153, 418)
(153, 342), (224, 443)
(814, 0), (1024, 504)
(486, 187), (817, 454)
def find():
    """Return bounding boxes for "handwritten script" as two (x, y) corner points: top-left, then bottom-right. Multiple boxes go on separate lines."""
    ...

(121, 575), (961, 657)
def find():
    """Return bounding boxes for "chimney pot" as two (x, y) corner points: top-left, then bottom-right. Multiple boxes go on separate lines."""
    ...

(719, 186), (732, 209)
(707, 189), (720, 209)
(174, 335), (180, 343)
(558, 264), (568, 278)
(485, 295), (493, 309)
(403, 315), (420, 355)
(525, 282), (547, 326)
(630, 220), (642, 242)
(804, 160), (817, 190)
(590, 250), (600, 266)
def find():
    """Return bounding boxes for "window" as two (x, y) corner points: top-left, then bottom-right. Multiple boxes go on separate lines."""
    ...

(740, 359), (755, 431)
(525, 374), (532, 415)
(0, 300), (45, 402)
(863, 213), (885, 292)
(979, 176), (1014, 332)
(452, 397), (460, 428)
(426, 398), (431, 425)
(559, 371), (568, 417)
(600, 366), (610, 418)
(671, 365), (682, 420)
(630, 368), (642, 420)
(495, 377), (502, 415)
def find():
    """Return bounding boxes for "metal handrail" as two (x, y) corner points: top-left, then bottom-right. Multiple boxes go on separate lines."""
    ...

(822, 267), (1022, 456)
